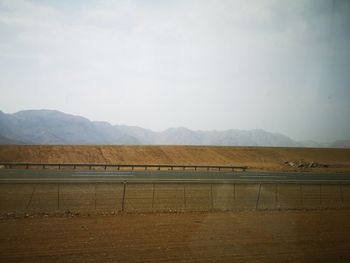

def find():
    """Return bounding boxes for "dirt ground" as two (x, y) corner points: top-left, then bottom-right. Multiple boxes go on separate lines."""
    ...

(1, 145), (350, 172)
(0, 210), (350, 262)
(1, 145), (350, 262)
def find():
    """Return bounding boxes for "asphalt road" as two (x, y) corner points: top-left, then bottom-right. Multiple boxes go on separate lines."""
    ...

(0, 169), (349, 183)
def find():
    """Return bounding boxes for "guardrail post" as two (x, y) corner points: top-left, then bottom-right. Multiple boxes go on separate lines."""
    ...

(43, 165), (45, 169)
(104, 165), (107, 170)
(26, 164), (29, 169)
(58, 164), (61, 170)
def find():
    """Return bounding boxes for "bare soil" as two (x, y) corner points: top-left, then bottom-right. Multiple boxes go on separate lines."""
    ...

(0, 210), (350, 262)
(1, 145), (350, 173)
(1, 145), (350, 262)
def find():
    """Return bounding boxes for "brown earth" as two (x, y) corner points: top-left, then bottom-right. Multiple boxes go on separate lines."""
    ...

(0, 145), (350, 172)
(1, 210), (350, 262)
(1, 145), (350, 262)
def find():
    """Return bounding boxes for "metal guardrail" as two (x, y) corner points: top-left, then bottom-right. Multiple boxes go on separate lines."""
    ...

(0, 162), (247, 171)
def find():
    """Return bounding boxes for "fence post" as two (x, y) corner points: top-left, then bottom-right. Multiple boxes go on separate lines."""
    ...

(183, 185), (186, 210)
(256, 183), (262, 210)
(57, 184), (60, 210)
(300, 184), (303, 208)
(152, 183), (155, 210)
(340, 184), (344, 205)
(122, 181), (126, 212)
(210, 184), (214, 211)
(94, 185), (97, 210)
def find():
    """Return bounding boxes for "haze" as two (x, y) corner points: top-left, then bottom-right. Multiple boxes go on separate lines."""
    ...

(0, 0), (349, 143)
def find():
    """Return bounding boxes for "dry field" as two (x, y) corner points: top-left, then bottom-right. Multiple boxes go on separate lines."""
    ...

(1, 145), (350, 172)
(1, 210), (350, 262)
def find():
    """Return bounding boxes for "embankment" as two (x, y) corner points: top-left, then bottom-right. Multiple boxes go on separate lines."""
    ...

(0, 145), (349, 172)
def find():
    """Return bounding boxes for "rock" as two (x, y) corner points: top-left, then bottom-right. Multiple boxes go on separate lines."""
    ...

(288, 162), (295, 167)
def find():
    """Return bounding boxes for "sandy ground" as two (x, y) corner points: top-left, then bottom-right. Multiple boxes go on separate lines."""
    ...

(1, 145), (350, 262)
(1, 145), (350, 172)
(1, 210), (350, 262)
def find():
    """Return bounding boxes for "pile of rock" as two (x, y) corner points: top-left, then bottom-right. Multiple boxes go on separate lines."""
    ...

(284, 161), (328, 168)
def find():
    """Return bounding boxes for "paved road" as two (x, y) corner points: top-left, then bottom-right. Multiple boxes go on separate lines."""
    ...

(0, 169), (349, 183)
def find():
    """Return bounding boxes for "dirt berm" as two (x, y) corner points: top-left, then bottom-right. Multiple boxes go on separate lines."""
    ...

(0, 145), (349, 172)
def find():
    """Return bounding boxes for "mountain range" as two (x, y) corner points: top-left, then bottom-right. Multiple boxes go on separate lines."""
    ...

(0, 109), (348, 148)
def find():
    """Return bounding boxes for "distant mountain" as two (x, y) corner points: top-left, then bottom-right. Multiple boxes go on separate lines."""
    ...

(0, 134), (26, 144)
(330, 140), (350, 148)
(0, 110), (141, 145)
(0, 109), (346, 147)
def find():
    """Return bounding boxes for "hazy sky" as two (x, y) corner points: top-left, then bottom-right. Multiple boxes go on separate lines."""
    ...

(0, 0), (349, 143)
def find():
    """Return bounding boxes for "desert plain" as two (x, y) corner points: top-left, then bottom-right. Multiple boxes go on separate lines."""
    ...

(0, 145), (350, 262)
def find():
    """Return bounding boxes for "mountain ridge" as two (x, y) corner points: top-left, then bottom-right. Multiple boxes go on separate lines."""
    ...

(0, 109), (347, 148)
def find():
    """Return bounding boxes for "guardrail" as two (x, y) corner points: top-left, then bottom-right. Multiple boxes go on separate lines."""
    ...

(0, 162), (247, 172)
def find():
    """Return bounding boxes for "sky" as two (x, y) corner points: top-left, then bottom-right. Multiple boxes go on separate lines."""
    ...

(0, 0), (349, 143)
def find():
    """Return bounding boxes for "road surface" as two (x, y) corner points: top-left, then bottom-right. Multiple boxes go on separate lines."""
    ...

(0, 169), (349, 183)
